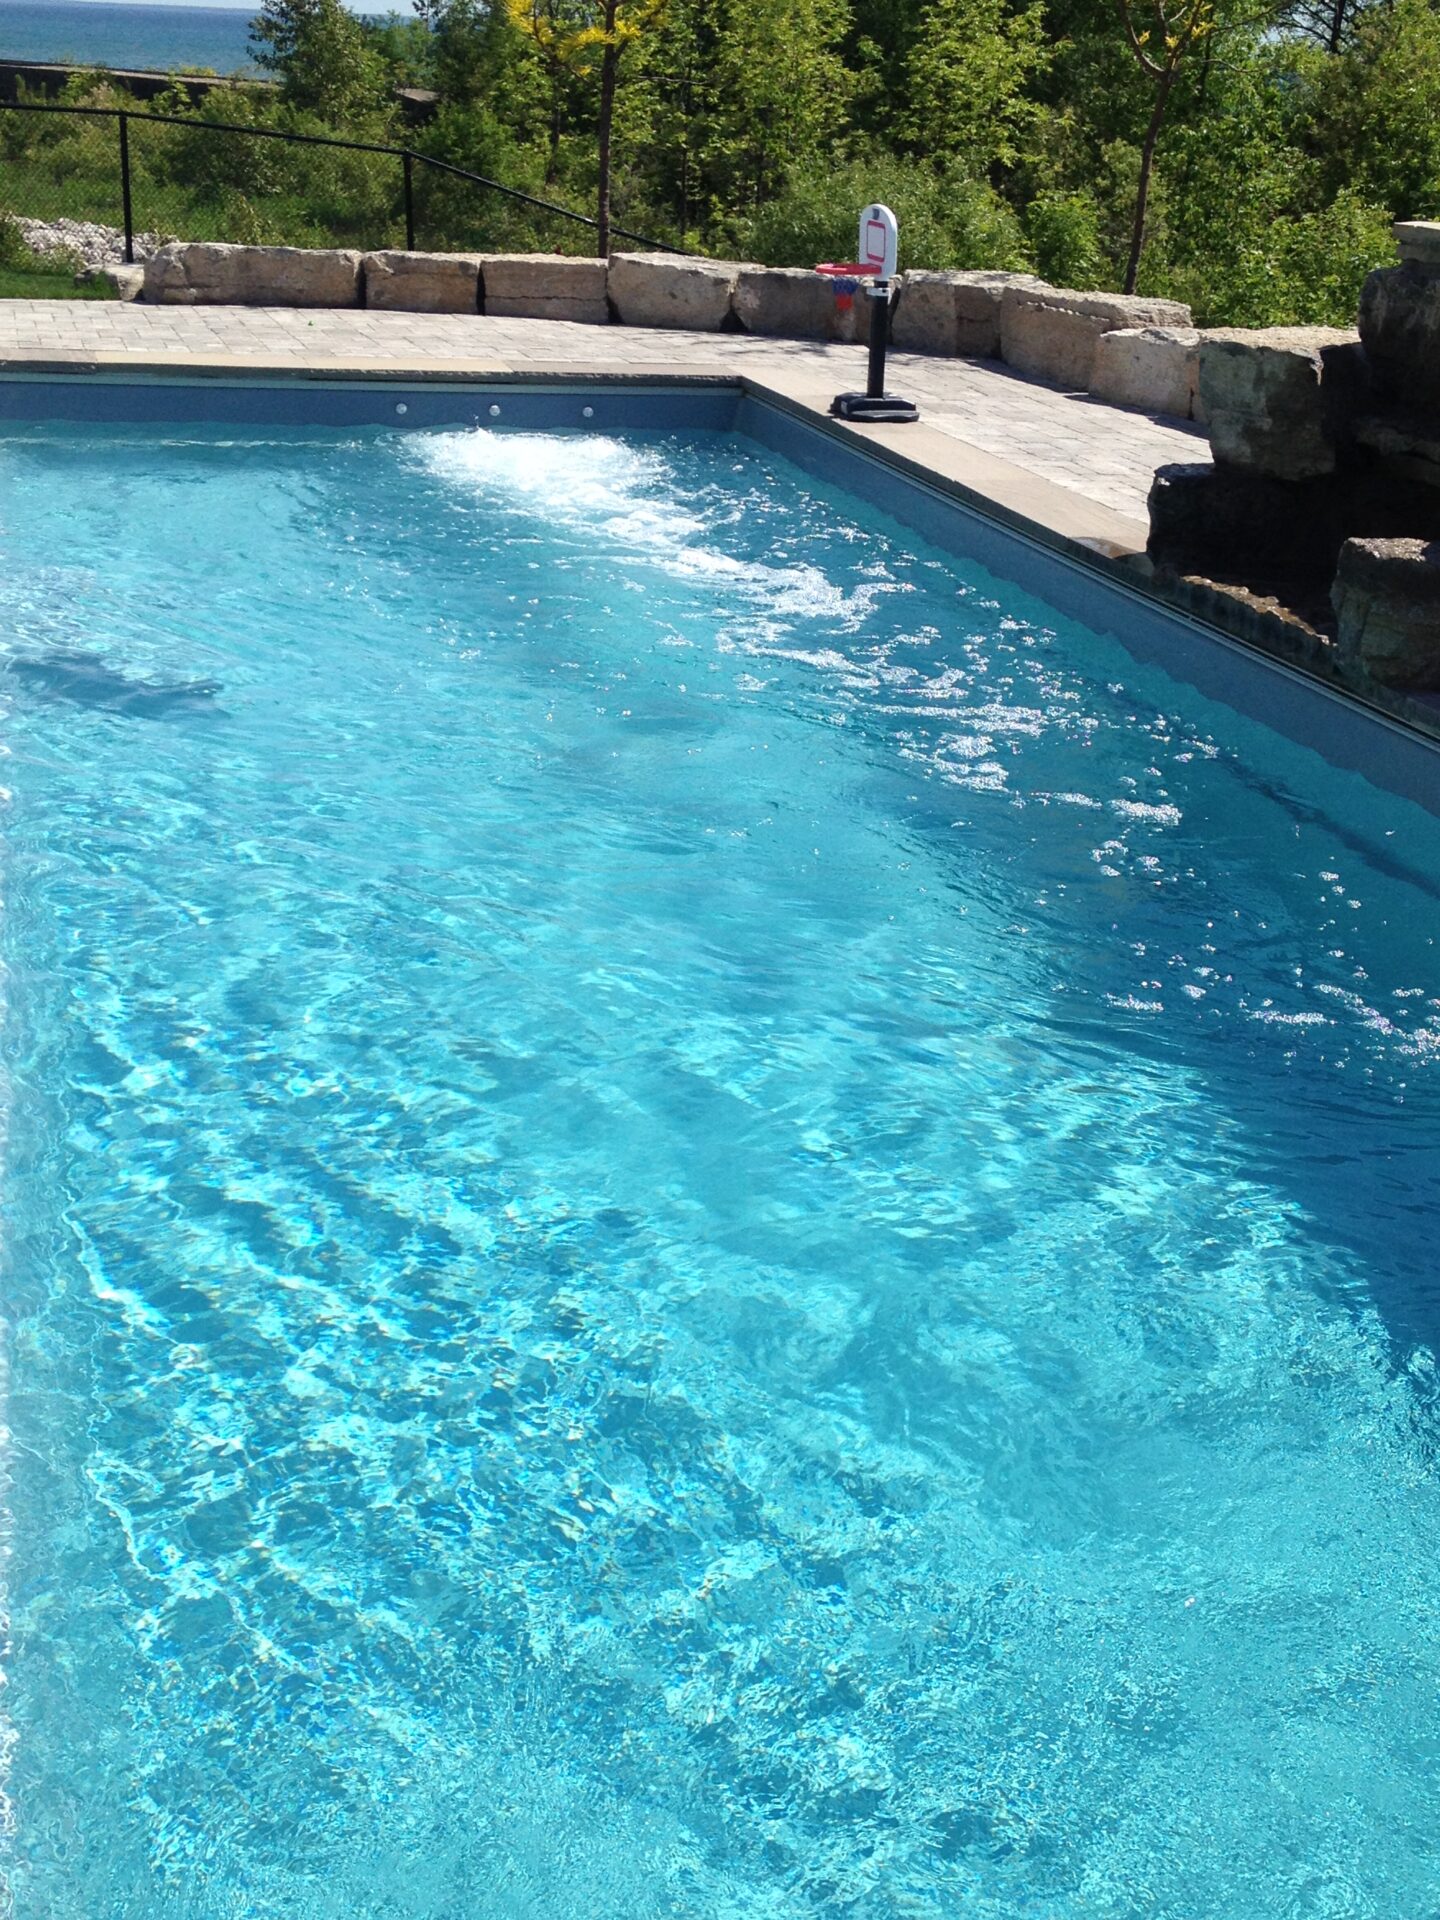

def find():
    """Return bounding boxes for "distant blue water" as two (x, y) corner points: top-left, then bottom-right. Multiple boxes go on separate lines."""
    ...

(1, 420), (1439, 1918)
(0, 1), (391, 74)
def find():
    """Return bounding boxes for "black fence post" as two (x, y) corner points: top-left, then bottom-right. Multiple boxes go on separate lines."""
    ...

(118, 111), (134, 264)
(403, 150), (415, 252)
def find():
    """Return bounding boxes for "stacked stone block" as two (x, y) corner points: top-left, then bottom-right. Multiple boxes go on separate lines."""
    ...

(479, 254), (608, 324)
(1147, 221), (1440, 691)
(999, 284), (1192, 390)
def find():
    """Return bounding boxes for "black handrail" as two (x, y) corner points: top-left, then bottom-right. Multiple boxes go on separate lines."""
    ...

(0, 97), (686, 258)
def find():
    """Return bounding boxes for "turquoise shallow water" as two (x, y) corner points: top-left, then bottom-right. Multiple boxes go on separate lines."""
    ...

(0, 421), (1439, 1918)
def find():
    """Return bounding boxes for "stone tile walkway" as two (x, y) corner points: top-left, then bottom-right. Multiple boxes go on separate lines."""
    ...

(0, 301), (1206, 529)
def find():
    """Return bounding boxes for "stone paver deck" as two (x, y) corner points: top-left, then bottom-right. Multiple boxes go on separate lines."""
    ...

(0, 301), (1206, 544)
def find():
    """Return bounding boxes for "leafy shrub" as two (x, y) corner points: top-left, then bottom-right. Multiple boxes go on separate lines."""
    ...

(0, 213), (33, 268)
(1024, 190), (1106, 289)
(743, 151), (1029, 271)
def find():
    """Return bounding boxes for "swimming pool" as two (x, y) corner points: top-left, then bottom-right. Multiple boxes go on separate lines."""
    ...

(1, 387), (1438, 1918)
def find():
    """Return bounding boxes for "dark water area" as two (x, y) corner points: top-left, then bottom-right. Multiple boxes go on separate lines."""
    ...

(0, 2), (392, 75)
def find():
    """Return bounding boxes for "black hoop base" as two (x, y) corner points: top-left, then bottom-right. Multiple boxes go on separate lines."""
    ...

(829, 392), (920, 423)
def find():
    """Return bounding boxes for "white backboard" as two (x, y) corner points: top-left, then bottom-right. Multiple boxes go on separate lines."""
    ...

(858, 203), (899, 280)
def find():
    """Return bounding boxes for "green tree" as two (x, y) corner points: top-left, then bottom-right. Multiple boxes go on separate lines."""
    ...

(1113, 0), (1217, 291)
(250, 0), (391, 121)
(1308, 0), (1440, 218)
(902, 0), (1049, 169)
(505, 0), (667, 251)
(693, 0), (853, 235)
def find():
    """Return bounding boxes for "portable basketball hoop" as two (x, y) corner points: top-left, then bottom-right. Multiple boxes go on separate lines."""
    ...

(815, 262), (867, 313)
(820, 204), (918, 424)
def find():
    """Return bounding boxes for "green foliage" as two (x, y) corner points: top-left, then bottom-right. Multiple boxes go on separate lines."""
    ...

(1307, 0), (1440, 217)
(0, 213), (32, 269)
(425, 0), (539, 106)
(250, 0), (392, 120)
(364, 12), (437, 84)
(651, 0), (856, 239)
(2, 0), (1428, 328)
(744, 151), (1028, 270)
(1025, 191), (1105, 288)
(1270, 189), (1399, 321)
(1158, 184), (1397, 325)
(901, 0), (1048, 168)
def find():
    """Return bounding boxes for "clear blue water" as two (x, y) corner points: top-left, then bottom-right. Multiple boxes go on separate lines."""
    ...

(0, 419), (1439, 1919)
(0, 1), (388, 74)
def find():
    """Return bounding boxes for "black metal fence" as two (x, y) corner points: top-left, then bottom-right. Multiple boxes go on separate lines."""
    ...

(0, 99), (682, 264)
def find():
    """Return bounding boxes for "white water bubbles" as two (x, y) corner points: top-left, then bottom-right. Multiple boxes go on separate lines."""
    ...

(411, 429), (910, 667)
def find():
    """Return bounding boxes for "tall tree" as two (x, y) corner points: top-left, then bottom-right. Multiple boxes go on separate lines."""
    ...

(505, 0), (667, 251)
(902, 0), (1049, 169)
(1113, 0), (1216, 290)
(1277, 0), (1367, 53)
(250, 0), (390, 120)
(700, 0), (853, 226)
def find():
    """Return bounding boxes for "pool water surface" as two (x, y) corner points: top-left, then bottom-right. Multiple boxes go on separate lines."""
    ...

(0, 420), (1437, 1918)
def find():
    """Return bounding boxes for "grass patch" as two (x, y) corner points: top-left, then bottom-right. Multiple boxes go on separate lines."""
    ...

(0, 208), (116, 299)
(0, 264), (115, 300)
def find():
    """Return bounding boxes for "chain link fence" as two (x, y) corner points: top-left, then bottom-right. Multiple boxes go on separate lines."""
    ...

(0, 100), (678, 273)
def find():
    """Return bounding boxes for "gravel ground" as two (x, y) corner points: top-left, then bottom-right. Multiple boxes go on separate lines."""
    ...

(15, 217), (167, 269)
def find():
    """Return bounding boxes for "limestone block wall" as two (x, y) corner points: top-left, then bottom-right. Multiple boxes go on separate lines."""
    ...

(144, 242), (364, 308)
(139, 240), (1214, 420)
(607, 253), (750, 331)
(1089, 327), (1201, 421)
(1146, 220), (1440, 696)
(1000, 284), (1193, 390)
(1197, 327), (1365, 480)
(364, 250), (483, 314)
(890, 270), (1039, 359)
(480, 253), (608, 324)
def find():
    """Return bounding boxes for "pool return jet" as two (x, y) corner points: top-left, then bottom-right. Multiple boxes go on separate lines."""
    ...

(819, 204), (919, 425)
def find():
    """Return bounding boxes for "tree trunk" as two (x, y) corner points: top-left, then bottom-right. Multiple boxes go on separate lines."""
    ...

(596, 0), (619, 258)
(1124, 67), (1175, 296)
(548, 87), (562, 184)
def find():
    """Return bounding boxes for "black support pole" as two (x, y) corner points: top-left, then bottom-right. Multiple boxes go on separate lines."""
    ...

(865, 280), (888, 398)
(403, 150), (415, 252)
(118, 111), (134, 265)
(830, 279), (918, 423)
